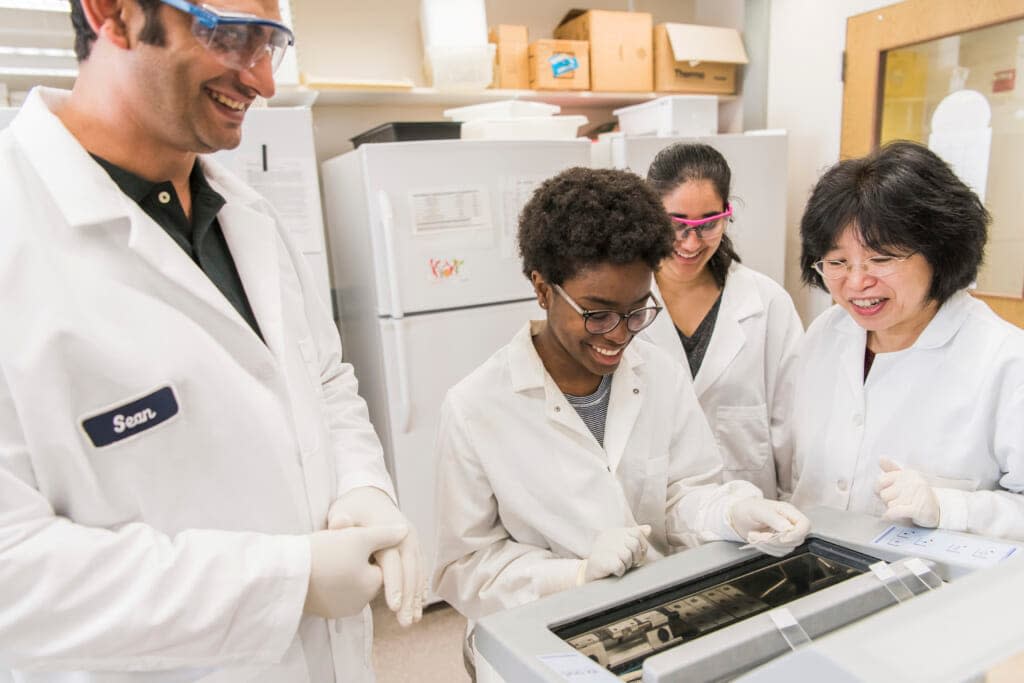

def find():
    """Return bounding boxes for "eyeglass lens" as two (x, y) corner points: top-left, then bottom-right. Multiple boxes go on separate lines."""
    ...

(193, 21), (290, 71)
(585, 307), (660, 334)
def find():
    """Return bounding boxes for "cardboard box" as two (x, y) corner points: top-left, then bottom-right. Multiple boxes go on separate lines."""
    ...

(654, 23), (748, 94)
(489, 24), (529, 90)
(554, 9), (652, 92)
(528, 39), (590, 91)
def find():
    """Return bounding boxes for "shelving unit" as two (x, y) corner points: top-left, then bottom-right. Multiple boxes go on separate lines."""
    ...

(270, 84), (736, 110)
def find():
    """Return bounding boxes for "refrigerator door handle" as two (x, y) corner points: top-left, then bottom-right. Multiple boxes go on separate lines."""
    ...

(386, 318), (413, 434)
(377, 190), (404, 319)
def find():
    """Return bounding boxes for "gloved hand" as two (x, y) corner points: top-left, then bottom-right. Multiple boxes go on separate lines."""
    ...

(328, 487), (427, 627)
(579, 525), (652, 584)
(876, 458), (940, 527)
(304, 525), (409, 619)
(728, 498), (810, 557)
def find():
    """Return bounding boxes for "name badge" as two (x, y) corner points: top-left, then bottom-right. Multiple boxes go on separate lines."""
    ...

(81, 386), (179, 448)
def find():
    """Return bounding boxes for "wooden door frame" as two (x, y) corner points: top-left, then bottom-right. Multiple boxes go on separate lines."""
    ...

(841, 0), (1024, 327)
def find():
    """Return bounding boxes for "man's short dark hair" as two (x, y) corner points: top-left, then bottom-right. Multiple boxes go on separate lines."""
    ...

(800, 140), (989, 304)
(69, 0), (166, 62)
(518, 167), (674, 285)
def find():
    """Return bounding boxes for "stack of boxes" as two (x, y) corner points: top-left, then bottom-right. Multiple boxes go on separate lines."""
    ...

(486, 9), (749, 96)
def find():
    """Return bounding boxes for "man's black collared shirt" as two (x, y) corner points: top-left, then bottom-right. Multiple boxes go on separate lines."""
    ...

(93, 155), (263, 340)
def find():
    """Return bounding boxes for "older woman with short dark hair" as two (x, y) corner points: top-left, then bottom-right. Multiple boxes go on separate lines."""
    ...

(781, 141), (1024, 541)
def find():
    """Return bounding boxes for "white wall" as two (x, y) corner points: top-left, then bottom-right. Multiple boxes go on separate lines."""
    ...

(765, 0), (895, 324)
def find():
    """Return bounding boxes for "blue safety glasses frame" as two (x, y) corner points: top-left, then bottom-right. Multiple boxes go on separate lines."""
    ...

(158, 0), (295, 73)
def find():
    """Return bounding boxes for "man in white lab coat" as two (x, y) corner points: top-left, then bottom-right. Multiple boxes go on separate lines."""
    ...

(0, 0), (423, 680)
(433, 168), (811, 631)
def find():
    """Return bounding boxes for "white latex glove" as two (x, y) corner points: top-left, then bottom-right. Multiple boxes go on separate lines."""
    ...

(728, 498), (810, 557)
(304, 525), (409, 619)
(579, 525), (652, 584)
(328, 487), (427, 627)
(876, 458), (940, 528)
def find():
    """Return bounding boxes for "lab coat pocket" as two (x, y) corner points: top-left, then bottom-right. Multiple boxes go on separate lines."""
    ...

(714, 404), (771, 472)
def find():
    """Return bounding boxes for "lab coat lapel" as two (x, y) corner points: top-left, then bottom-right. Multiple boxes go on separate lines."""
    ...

(603, 346), (644, 474)
(216, 202), (286, 359)
(835, 313), (867, 397)
(693, 268), (760, 397)
(125, 207), (255, 332)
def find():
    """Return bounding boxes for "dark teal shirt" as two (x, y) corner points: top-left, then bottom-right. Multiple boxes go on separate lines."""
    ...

(92, 155), (263, 340)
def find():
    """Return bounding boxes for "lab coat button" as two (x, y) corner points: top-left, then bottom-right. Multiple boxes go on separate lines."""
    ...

(157, 190), (171, 204)
(554, 406), (561, 412)
(837, 479), (849, 492)
(633, 388), (639, 395)
(852, 413), (863, 426)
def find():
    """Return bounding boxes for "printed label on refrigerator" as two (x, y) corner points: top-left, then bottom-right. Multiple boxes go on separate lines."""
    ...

(501, 175), (545, 258)
(409, 186), (491, 234)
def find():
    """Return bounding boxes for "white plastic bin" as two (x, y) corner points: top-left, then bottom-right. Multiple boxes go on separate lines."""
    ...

(426, 44), (496, 91)
(460, 115), (588, 140)
(613, 96), (718, 137)
(444, 100), (560, 121)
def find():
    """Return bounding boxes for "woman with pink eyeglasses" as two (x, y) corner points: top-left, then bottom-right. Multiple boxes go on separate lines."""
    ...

(642, 143), (803, 499)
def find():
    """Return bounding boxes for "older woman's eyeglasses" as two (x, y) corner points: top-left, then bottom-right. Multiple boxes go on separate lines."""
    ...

(812, 254), (915, 280)
(552, 285), (662, 335)
(668, 204), (733, 241)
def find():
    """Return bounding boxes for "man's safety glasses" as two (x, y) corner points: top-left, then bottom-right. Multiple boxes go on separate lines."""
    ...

(668, 204), (733, 241)
(553, 284), (662, 335)
(159, 0), (295, 73)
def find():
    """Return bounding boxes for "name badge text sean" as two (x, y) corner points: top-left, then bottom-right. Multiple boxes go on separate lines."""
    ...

(81, 386), (179, 448)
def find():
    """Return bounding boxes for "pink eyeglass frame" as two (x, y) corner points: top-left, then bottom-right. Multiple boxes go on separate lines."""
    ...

(668, 203), (733, 227)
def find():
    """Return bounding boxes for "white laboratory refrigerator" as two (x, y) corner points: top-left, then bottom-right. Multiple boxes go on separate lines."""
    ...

(607, 132), (788, 286)
(321, 139), (591, 585)
(210, 106), (331, 308)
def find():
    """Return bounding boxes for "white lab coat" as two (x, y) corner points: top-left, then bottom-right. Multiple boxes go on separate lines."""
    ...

(0, 88), (394, 682)
(641, 263), (803, 498)
(431, 321), (761, 620)
(781, 290), (1024, 540)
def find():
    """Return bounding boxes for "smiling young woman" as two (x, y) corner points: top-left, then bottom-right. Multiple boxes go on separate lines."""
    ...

(641, 143), (804, 499)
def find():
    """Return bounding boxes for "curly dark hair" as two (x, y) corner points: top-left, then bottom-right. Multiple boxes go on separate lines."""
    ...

(518, 167), (674, 285)
(646, 142), (741, 288)
(800, 140), (989, 304)
(69, 0), (166, 62)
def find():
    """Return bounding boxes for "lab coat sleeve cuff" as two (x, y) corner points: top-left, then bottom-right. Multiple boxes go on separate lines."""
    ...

(702, 482), (762, 543)
(933, 487), (970, 533)
(335, 473), (397, 506)
(259, 534), (314, 663)
(536, 559), (585, 597)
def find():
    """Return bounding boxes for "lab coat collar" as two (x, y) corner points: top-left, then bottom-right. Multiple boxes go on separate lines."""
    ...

(508, 320), (646, 392)
(645, 263), (763, 396)
(10, 88), (136, 229)
(692, 263), (763, 395)
(12, 87), (284, 359)
(830, 288), (973, 351)
(508, 321), (645, 473)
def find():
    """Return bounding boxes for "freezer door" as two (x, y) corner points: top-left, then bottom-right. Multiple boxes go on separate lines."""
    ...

(361, 139), (591, 316)
(614, 133), (788, 286)
(376, 299), (539, 595)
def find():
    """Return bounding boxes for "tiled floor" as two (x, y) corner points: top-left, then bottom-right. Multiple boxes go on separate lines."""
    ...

(371, 596), (471, 682)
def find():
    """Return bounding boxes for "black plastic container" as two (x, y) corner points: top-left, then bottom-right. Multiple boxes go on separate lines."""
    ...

(350, 121), (463, 148)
